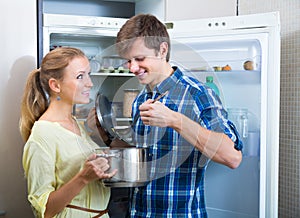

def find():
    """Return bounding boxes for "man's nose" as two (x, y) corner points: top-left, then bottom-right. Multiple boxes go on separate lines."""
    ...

(129, 60), (139, 73)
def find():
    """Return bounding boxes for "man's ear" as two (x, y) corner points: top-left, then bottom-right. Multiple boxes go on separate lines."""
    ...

(48, 78), (61, 93)
(160, 42), (169, 58)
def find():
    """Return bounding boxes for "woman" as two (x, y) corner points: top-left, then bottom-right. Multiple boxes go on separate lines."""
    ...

(20, 47), (116, 218)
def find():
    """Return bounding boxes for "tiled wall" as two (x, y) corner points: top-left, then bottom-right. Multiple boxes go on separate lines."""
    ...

(239, 0), (300, 217)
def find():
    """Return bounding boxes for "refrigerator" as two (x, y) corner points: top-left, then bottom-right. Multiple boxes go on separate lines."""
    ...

(167, 12), (280, 218)
(41, 11), (280, 218)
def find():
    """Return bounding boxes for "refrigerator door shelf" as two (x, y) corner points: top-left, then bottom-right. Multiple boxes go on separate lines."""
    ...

(187, 70), (261, 84)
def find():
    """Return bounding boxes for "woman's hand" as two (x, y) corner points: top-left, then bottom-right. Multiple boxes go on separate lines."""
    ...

(80, 153), (117, 183)
(44, 153), (117, 218)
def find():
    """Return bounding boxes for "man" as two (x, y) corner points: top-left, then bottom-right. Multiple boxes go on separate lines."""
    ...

(116, 14), (243, 217)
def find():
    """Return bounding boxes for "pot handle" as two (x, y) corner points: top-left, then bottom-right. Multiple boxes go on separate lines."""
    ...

(96, 153), (121, 158)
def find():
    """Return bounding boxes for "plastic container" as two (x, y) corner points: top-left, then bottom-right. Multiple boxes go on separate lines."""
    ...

(227, 108), (248, 139)
(205, 76), (220, 96)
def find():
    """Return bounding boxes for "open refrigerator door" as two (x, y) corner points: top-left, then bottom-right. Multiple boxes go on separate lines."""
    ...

(167, 12), (280, 218)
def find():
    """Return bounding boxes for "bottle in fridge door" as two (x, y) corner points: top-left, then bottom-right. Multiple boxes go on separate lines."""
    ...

(205, 75), (220, 96)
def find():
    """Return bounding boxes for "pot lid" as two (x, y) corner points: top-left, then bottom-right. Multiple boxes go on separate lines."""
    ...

(95, 92), (133, 147)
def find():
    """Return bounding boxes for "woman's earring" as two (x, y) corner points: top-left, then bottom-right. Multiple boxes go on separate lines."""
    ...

(56, 95), (61, 101)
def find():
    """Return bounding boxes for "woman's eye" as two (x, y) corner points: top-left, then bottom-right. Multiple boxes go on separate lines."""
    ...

(76, 74), (83, 79)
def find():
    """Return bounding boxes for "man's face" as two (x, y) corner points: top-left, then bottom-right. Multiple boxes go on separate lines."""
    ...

(124, 38), (167, 89)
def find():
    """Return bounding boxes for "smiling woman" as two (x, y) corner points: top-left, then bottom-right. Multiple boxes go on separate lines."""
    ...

(19, 47), (117, 218)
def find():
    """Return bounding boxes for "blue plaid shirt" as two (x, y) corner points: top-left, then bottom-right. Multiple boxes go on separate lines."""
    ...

(130, 67), (242, 217)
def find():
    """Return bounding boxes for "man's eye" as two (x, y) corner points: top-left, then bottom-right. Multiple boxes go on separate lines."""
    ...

(135, 57), (145, 62)
(126, 56), (145, 65)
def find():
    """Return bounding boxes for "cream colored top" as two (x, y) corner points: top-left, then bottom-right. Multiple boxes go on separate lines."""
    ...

(22, 120), (110, 218)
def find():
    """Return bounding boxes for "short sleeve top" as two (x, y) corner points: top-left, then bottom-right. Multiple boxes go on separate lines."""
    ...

(22, 120), (110, 218)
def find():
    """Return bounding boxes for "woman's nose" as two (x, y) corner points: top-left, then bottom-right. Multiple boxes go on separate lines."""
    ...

(86, 75), (93, 87)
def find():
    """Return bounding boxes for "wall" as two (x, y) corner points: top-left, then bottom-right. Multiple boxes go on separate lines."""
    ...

(0, 0), (37, 217)
(239, 0), (300, 217)
(164, 0), (236, 20)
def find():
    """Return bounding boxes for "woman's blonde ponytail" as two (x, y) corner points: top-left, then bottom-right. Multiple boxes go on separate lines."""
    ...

(19, 69), (48, 141)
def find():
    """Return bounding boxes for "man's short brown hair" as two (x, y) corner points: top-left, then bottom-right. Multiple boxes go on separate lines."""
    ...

(116, 14), (170, 61)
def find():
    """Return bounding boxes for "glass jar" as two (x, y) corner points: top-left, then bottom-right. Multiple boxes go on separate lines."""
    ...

(123, 89), (139, 117)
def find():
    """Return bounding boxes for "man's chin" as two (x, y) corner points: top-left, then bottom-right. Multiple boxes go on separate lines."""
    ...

(138, 78), (148, 85)
(136, 72), (148, 84)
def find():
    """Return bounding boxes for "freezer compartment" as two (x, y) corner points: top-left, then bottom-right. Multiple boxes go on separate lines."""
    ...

(49, 33), (116, 58)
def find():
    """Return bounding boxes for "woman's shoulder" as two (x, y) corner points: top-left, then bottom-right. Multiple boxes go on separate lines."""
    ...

(28, 120), (62, 142)
(24, 121), (59, 158)
(32, 120), (60, 131)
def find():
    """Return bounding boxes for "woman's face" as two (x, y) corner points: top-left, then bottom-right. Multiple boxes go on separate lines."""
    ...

(60, 56), (93, 104)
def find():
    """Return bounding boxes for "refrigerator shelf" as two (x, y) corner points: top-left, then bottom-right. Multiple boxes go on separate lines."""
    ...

(215, 70), (260, 84)
(91, 72), (134, 77)
(188, 70), (260, 84)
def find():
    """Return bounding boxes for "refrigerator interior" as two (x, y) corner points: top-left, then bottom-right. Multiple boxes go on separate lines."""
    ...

(169, 34), (266, 217)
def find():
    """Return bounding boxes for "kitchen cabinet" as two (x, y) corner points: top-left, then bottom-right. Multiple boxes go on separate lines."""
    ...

(99, 0), (236, 21)
(135, 0), (165, 20)
(42, 0), (165, 19)
(165, 0), (237, 20)
(42, 0), (237, 22)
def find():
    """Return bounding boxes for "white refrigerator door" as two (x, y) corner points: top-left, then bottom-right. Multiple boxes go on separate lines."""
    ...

(167, 12), (280, 218)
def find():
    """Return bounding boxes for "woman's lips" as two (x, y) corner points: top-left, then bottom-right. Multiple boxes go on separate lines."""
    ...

(82, 91), (90, 97)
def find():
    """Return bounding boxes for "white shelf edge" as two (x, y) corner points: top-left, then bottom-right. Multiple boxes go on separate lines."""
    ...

(91, 73), (134, 77)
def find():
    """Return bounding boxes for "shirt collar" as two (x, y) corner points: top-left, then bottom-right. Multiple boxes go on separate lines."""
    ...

(145, 66), (182, 95)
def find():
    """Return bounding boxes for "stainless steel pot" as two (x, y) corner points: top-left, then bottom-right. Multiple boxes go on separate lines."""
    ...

(97, 147), (151, 187)
(95, 92), (151, 187)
